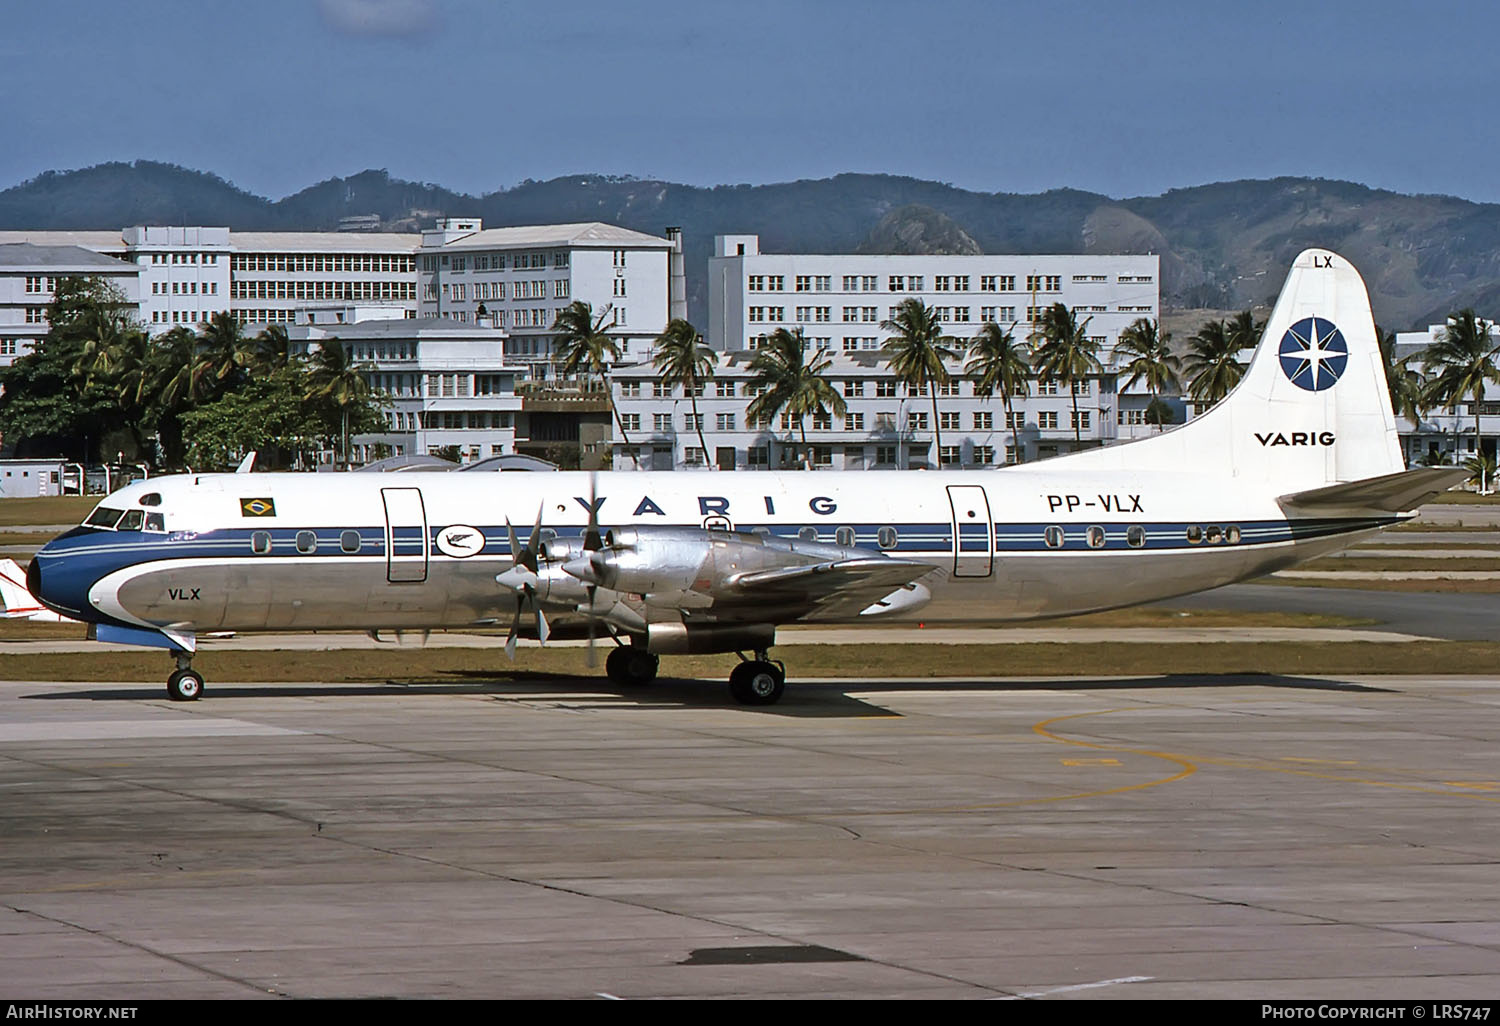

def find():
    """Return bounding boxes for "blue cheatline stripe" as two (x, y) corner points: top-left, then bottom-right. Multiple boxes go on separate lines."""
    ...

(40, 514), (1401, 570)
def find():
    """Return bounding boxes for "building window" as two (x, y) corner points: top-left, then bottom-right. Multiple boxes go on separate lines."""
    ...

(974, 411), (993, 430)
(939, 446), (961, 466)
(715, 413), (735, 431)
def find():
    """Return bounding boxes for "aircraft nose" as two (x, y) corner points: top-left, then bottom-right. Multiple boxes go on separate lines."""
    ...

(26, 556), (42, 600)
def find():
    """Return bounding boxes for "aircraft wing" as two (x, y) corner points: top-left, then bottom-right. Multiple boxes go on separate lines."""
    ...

(1277, 467), (1470, 517)
(722, 556), (935, 619)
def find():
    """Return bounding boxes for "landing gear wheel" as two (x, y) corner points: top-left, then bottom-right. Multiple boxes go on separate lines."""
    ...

(729, 661), (785, 706)
(606, 646), (659, 687)
(166, 668), (204, 702)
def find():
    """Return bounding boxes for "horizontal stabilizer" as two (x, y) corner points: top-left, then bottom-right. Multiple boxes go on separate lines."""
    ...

(1277, 467), (1469, 516)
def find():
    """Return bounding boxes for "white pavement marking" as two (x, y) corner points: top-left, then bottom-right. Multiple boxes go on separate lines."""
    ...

(0, 718), (303, 743)
(994, 975), (1154, 1000)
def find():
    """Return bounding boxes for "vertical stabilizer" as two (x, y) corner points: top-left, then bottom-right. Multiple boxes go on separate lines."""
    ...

(1054, 249), (1403, 490)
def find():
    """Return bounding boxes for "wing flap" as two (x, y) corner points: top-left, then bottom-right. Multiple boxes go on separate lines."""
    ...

(1277, 467), (1469, 516)
(724, 557), (934, 617)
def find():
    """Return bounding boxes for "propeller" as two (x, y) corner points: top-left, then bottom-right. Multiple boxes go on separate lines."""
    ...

(496, 507), (549, 660)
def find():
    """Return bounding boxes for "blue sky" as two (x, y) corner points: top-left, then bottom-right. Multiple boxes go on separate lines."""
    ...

(3, 0), (1495, 203)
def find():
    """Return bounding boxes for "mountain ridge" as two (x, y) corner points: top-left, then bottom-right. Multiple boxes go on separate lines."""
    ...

(2, 161), (1496, 330)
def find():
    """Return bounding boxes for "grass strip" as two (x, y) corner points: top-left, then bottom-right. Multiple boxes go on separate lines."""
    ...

(3, 641), (1499, 684)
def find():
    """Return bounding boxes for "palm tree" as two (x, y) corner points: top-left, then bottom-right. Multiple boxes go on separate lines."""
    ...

(1376, 324), (1426, 427)
(551, 300), (630, 446)
(652, 318), (716, 468)
(881, 298), (958, 466)
(1421, 309), (1500, 468)
(965, 321), (1030, 464)
(1225, 309), (1267, 353)
(745, 327), (846, 469)
(1115, 317), (1181, 433)
(198, 311), (256, 395)
(1033, 302), (1101, 447)
(309, 337), (373, 466)
(1184, 318), (1246, 408)
(140, 327), (212, 467)
(253, 324), (296, 373)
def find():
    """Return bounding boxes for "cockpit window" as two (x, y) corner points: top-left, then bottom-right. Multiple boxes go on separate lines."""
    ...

(117, 510), (145, 532)
(84, 506), (125, 529)
(144, 512), (165, 533)
(139, 493), (162, 507)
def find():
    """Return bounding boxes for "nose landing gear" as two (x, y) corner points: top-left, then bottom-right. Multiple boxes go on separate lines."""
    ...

(166, 652), (204, 701)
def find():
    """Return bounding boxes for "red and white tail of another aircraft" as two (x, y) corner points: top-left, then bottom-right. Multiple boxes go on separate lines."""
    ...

(0, 558), (73, 621)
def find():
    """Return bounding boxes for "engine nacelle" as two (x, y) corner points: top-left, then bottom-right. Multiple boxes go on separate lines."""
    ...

(645, 621), (776, 655)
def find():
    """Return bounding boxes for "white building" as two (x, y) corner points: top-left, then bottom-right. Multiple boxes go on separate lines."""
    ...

(290, 317), (525, 465)
(0, 243), (143, 365)
(0, 226), (421, 337)
(610, 349), (1129, 471)
(707, 234), (1159, 355)
(416, 219), (674, 379)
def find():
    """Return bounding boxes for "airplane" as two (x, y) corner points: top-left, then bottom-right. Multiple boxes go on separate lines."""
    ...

(23, 249), (1468, 705)
(0, 558), (73, 621)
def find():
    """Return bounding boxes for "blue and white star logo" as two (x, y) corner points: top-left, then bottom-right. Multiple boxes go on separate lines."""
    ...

(1278, 317), (1348, 391)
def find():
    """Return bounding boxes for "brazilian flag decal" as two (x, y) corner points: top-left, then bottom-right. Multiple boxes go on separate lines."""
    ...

(241, 497), (276, 518)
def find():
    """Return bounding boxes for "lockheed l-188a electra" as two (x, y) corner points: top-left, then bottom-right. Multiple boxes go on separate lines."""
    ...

(24, 250), (1467, 704)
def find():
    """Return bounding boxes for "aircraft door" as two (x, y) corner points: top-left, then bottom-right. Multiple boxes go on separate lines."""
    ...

(946, 484), (993, 577)
(381, 487), (429, 583)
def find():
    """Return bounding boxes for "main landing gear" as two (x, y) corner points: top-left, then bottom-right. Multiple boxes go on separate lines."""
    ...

(605, 645), (660, 688)
(602, 643), (787, 705)
(166, 652), (204, 702)
(729, 652), (785, 706)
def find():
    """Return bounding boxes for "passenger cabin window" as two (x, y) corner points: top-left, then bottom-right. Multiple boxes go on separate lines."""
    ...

(1205, 526), (1223, 544)
(797, 526), (818, 542)
(340, 530), (361, 553)
(1225, 525), (1242, 545)
(296, 531), (318, 554)
(835, 527), (856, 547)
(251, 531), (272, 554)
(1186, 526), (1203, 544)
(1126, 525), (1147, 548)
(877, 526), (898, 550)
(1044, 526), (1065, 549)
(1086, 526), (1106, 549)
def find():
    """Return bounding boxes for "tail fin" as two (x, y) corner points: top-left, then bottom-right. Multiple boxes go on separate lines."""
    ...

(1057, 248), (1404, 490)
(0, 558), (44, 616)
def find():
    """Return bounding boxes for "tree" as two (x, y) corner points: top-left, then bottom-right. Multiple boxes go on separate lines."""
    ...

(198, 311), (256, 399)
(881, 298), (958, 466)
(652, 318), (716, 468)
(1033, 302), (1101, 447)
(253, 324), (296, 373)
(308, 337), (376, 465)
(1115, 317), (1181, 433)
(745, 328), (846, 469)
(1421, 309), (1500, 466)
(0, 277), (139, 460)
(1184, 318), (1246, 407)
(1376, 324), (1426, 427)
(551, 300), (630, 446)
(177, 366), (325, 471)
(1225, 309), (1267, 353)
(965, 321), (1030, 464)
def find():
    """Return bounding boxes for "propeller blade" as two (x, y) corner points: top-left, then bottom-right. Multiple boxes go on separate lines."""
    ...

(526, 506), (543, 566)
(535, 604), (550, 646)
(585, 583), (599, 667)
(506, 517), (520, 562)
(504, 598), (521, 661)
(583, 471), (603, 552)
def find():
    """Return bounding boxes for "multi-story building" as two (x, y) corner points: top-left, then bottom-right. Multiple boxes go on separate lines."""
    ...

(609, 349), (1122, 471)
(294, 317), (525, 466)
(0, 226), (424, 339)
(416, 219), (675, 379)
(0, 242), (142, 365)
